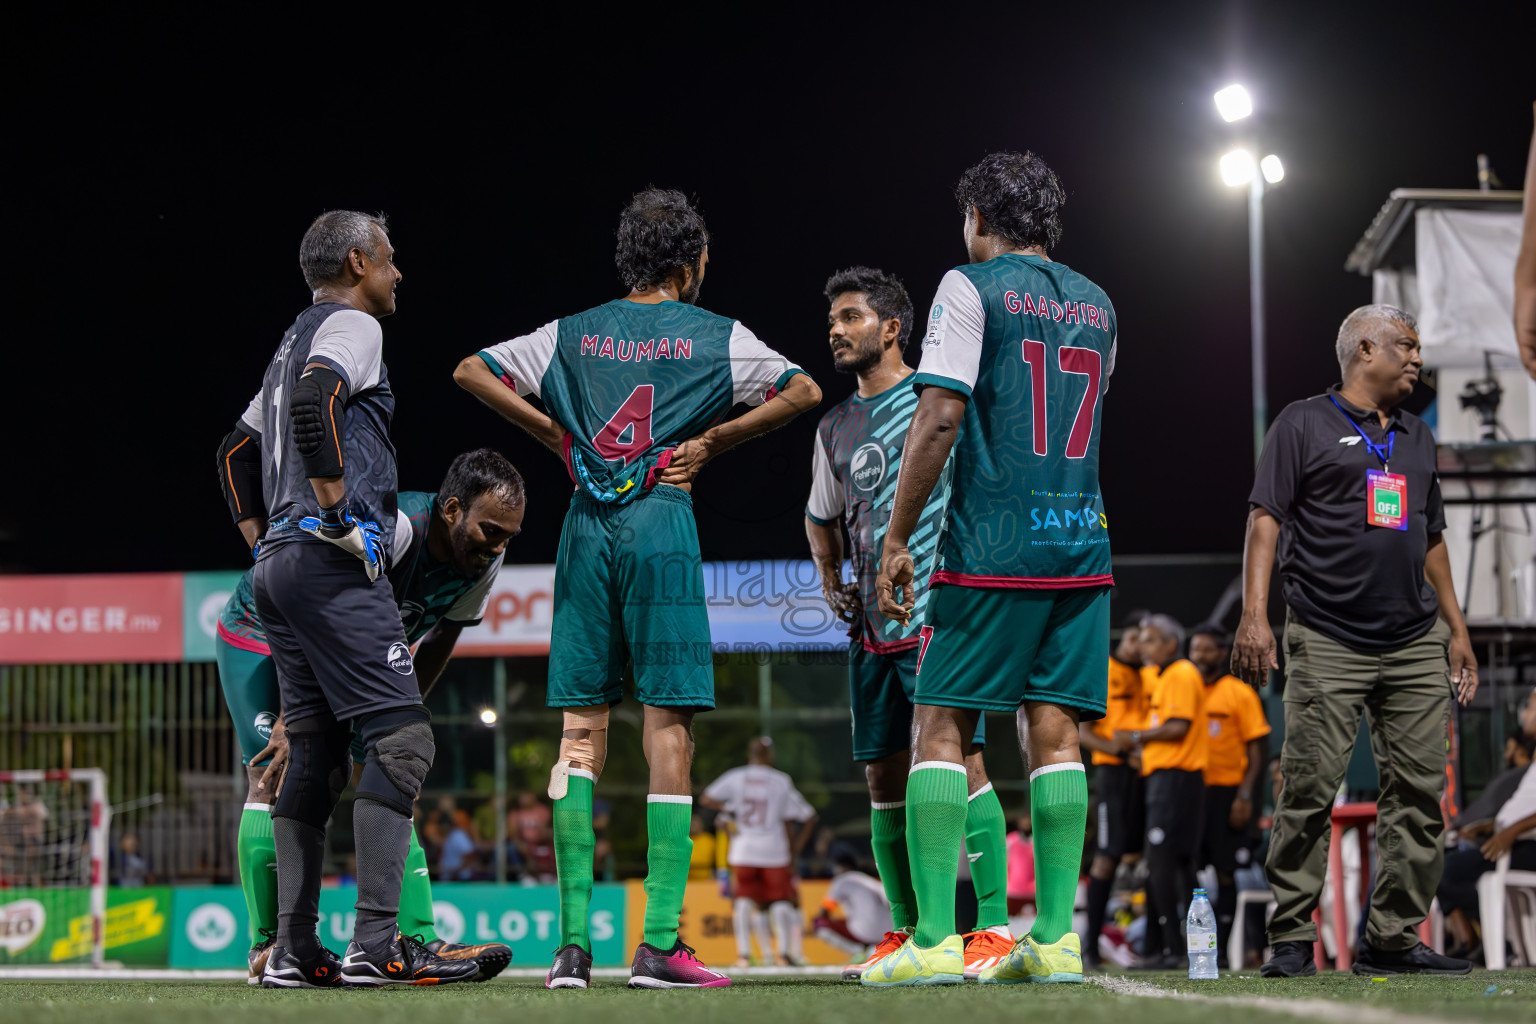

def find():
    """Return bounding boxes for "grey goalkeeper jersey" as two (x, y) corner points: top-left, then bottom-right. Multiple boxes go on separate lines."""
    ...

(240, 302), (399, 554)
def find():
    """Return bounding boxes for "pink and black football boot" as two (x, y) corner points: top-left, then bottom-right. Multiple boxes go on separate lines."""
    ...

(627, 940), (732, 988)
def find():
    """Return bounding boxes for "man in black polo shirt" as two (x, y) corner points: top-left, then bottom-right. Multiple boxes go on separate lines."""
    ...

(1233, 304), (1479, 977)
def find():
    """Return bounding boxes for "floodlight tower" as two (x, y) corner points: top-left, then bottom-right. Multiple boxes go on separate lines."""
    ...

(1215, 85), (1284, 464)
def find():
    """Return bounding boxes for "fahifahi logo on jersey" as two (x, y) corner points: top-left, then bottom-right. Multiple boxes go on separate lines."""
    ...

(851, 443), (886, 493)
(386, 641), (414, 675)
(254, 712), (276, 741)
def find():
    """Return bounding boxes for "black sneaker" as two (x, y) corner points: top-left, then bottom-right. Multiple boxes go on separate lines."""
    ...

(248, 931), (277, 987)
(1352, 940), (1471, 976)
(340, 932), (480, 986)
(546, 943), (594, 989)
(425, 938), (513, 982)
(1260, 940), (1318, 977)
(260, 944), (343, 988)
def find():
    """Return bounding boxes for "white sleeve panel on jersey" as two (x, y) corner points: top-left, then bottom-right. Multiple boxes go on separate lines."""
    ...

(309, 309), (384, 392)
(446, 557), (501, 624)
(702, 767), (742, 806)
(781, 781), (816, 823)
(389, 509), (414, 568)
(729, 322), (802, 406)
(805, 428), (845, 523)
(914, 270), (987, 394)
(479, 320), (559, 399)
(1104, 335), (1117, 395)
(238, 388), (265, 434)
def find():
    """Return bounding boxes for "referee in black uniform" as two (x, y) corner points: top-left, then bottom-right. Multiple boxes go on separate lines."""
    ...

(216, 212), (475, 988)
(1233, 304), (1479, 977)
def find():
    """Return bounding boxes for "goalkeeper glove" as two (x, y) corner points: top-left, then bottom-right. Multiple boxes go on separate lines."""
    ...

(298, 500), (383, 581)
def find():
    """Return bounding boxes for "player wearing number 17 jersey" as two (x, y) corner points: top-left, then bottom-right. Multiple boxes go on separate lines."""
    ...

(455, 189), (820, 990)
(868, 152), (1117, 988)
(805, 267), (1012, 979)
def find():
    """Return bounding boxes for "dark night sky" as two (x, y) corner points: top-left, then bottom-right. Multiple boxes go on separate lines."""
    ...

(4, 4), (1529, 575)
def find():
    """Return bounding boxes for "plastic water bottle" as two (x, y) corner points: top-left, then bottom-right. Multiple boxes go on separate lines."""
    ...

(1187, 888), (1218, 979)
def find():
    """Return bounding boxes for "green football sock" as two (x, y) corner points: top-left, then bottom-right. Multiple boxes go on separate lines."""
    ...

(1029, 763), (1088, 945)
(906, 763), (968, 947)
(965, 782), (1010, 931)
(554, 772), (597, 952)
(870, 802), (917, 931)
(642, 796), (694, 950)
(237, 803), (278, 944)
(396, 825), (439, 943)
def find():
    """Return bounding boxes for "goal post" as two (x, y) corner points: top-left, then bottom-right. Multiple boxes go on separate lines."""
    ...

(0, 768), (110, 967)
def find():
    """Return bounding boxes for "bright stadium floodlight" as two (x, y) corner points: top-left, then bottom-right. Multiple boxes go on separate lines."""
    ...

(1214, 84), (1253, 122)
(1220, 148), (1257, 187)
(479, 708), (498, 725)
(1261, 154), (1285, 184)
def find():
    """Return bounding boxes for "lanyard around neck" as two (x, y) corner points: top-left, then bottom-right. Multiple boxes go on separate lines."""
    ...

(1328, 394), (1394, 468)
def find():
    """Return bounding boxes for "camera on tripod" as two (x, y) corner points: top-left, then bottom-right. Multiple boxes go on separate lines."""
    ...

(1457, 351), (1503, 442)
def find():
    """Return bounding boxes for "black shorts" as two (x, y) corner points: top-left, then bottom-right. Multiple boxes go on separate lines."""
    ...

(253, 539), (423, 724)
(1200, 784), (1258, 873)
(1094, 763), (1145, 859)
(1145, 768), (1205, 860)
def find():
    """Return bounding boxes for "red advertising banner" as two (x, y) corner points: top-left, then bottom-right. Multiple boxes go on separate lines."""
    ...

(0, 574), (184, 664)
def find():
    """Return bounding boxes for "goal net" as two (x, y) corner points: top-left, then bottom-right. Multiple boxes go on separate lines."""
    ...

(0, 769), (109, 967)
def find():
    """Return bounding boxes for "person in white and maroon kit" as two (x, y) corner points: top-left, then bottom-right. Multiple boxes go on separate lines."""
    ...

(702, 738), (818, 966)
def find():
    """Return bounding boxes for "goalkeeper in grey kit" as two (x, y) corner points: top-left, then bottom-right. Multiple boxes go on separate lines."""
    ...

(215, 210), (477, 987)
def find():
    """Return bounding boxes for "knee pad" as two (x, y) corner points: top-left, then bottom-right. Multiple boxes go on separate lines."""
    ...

(272, 714), (353, 828)
(549, 706), (608, 799)
(354, 707), (434, 814)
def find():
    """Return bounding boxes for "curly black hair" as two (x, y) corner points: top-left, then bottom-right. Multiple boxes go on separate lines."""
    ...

(823, 266), (914, 345)
(954, 151), (1065, 252)
(615, 188), (709, 290)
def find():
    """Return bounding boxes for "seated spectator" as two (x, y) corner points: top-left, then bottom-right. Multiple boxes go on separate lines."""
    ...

(439, 808), (481, 881)
(112, 833), (152, 887)
(1005, 812), (1035, 915)
(1436, 687), (1536, 961)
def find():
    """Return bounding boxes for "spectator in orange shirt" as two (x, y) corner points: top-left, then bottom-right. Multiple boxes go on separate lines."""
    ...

(1189, 623), (1271, 965)
(1078, 609), (1149, 968)
(1117, 613), (1208, 968)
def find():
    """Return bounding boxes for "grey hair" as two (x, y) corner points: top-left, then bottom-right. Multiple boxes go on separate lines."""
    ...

(1140, 613), (1185, 652)
(299, 210), (389, 289)
(1335, 304), (1417, 368)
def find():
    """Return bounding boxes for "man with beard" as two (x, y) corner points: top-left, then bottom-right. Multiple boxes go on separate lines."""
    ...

(804, 266), (1013, 981)
(216, 448), (526, 984)
(454, 188), (820, 990)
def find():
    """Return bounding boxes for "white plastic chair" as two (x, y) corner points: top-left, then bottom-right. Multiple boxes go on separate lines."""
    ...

(1475, 852), (1536, 970)
(1228, 888), (1276, 970)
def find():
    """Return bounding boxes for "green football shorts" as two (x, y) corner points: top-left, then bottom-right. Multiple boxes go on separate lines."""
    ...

(215, 636), (282, 766)
(914, 584), (1110, 720)
(850, 641), (986, 761)
(547, 485), (715, 710)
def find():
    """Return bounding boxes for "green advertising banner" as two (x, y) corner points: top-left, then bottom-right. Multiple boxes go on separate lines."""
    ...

(170, 883), (626, 968)
(181, 570), (246, 662)
(0, 887), (171, 965)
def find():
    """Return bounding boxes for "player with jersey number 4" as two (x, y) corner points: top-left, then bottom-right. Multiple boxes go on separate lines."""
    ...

(869, 151), (1118, 988)
(455, 188), (820, 990)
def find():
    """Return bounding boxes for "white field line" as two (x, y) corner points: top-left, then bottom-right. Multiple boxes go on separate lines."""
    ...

(0, 965), (845, 982)
(1091, 974), (1453, 1024)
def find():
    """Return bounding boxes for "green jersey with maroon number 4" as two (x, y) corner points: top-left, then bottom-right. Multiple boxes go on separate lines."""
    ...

(478, 300), (802, 505)
(912, 253), (1117, 587)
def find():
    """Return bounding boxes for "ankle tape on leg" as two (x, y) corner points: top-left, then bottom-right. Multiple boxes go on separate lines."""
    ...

(549, 706), (608, 799)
